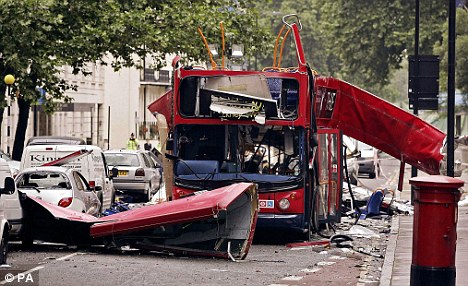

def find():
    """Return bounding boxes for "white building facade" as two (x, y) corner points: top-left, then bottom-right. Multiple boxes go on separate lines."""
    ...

(1, 56), (173, 154)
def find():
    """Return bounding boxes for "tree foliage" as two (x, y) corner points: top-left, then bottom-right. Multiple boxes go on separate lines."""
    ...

(0, 0), (270, 159)
(0, 0), (270, 107)
(317, 0), (447, 91)
(435, 8), (468, 99)
(250, 0), (448, 94)
(251, 0), (338, 74)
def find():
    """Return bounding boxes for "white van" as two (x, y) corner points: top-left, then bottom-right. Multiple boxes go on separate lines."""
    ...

(20, 145), (115, 212)
(0, 158), (23, 263)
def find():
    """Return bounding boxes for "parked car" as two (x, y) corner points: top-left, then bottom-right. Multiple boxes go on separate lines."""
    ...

(104, 150), (162, 202)
(26, 136), (86, 146)
(15, 166), (102, 216)
(0, 159), (21, 264)
(20, 144), (115, 211)
(357, 147), (376, 179)
(0, 151), (20, 178)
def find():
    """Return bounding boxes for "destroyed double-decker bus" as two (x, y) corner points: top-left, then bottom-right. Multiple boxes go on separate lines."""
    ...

(13, 15), (451, 257)
(149, 14), (449, 240)
(150, 15), (343, 239)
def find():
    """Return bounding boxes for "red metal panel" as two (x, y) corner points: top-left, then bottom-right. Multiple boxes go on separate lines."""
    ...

(290, 23), (307, 73)
(258, 189), (305, 214)
(26, 196), (100, 222)
(90, 182), (256, 237)
(315, 76), (445, 175)
(147, 89), (173, 128)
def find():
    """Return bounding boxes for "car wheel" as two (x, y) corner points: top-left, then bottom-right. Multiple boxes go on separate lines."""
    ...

(0, 231), (9, 264)
(369, 172), (376, 179)
(21, 223), (34, 249)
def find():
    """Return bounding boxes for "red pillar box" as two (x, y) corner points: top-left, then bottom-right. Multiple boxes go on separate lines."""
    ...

(409, 175), (464, 286)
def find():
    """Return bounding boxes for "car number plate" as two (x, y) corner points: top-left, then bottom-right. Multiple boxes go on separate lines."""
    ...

(118, 170), (128, 176)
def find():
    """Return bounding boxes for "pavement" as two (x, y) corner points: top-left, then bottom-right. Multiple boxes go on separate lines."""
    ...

(380, 170), (468, 286)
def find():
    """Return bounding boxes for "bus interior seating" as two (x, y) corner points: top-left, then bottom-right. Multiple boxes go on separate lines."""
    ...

(175, 160), (219, 176)
(220, 161), (240, 173)
(243, 154), (263, 173)
(358, 189), (385, 220)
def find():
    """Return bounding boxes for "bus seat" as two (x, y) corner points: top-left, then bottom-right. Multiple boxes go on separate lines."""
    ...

(220, 161), (240, 173)
(175, 160), (219, 176)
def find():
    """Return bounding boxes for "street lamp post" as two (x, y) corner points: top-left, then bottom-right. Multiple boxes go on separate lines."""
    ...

(3, 74), (15, 155)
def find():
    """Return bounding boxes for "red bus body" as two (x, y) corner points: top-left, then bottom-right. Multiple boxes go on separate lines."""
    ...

(148, 18), (446, 237)
(149, 22), (333, 237)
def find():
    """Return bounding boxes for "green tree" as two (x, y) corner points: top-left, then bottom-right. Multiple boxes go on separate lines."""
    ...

(318, 0), (447, 92)
(434, 7), (468, 108)
(250, 0), (447, 98)
(250, 0), (339, 75)
(0, 0), (270, 160)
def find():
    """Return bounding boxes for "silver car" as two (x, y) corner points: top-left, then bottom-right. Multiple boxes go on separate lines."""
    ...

(15, 166), (102, 216)
(358, 148), (377, 179)
(104, 150), (162, 201)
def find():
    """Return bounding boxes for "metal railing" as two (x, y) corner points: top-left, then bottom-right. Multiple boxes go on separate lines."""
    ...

(141, 69), (170, 84)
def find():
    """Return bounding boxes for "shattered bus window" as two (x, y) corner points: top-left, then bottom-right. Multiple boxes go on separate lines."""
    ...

(178, 75), (299, 121)
(174, 124), (304, 189)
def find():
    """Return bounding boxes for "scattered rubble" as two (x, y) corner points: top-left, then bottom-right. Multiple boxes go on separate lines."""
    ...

(293, 184), (415, 284)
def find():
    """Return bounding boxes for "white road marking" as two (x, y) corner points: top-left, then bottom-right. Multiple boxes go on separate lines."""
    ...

(0, 252), (85, 284)
(210, 269), (228, 272)
(56, 252), (85, 261)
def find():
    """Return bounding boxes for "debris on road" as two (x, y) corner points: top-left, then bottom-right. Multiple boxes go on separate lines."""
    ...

(21, 183), (259, 261)
(91, 183), (259, 261)
(342, 185), (414, 217)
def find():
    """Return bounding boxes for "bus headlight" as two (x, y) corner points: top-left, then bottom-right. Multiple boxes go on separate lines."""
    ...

(278, 198), (290, 210)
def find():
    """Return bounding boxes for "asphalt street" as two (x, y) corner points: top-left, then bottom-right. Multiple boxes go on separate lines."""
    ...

(2, 157), (402, 286)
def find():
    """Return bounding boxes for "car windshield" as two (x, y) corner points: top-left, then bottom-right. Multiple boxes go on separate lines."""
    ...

(17, 172), (70, 189)
(105, 153), (140, 167)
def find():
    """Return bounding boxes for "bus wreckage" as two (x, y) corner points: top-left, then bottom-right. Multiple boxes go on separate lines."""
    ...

(148, 14), (452, 238)
(18, 14), (461, 260)
(21, 182), (258, 260)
